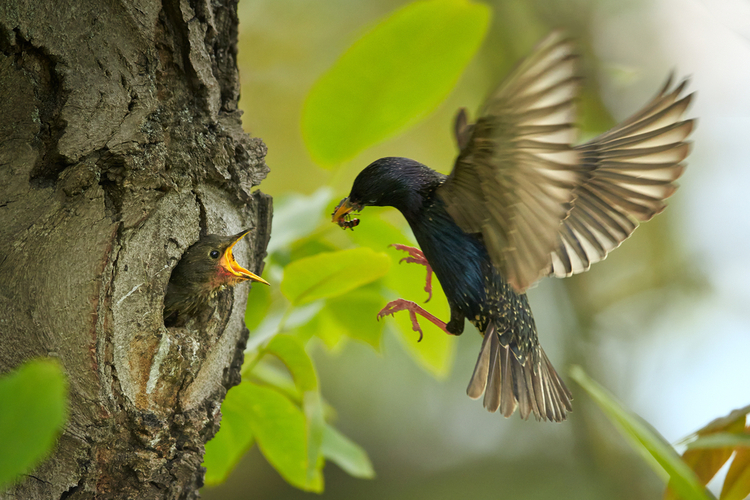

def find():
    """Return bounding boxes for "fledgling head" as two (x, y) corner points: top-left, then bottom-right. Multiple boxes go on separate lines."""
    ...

(332, 157), (442, 225)
(163, 229), (268, 325)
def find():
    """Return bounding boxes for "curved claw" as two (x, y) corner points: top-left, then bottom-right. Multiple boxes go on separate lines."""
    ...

(390, 244), (434, 303)
(376, 298), (449, 343)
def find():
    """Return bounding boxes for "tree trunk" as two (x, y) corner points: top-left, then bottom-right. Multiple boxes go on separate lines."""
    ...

(0, 0), (270, 498)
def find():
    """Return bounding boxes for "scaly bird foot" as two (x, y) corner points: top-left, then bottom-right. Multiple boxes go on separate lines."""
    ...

(390, 244), (434, 302)
(376, 298), (451, 342)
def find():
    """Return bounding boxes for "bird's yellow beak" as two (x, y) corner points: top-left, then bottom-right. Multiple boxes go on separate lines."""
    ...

(222, 230), (270, 285)
(332, 198), (355, 223)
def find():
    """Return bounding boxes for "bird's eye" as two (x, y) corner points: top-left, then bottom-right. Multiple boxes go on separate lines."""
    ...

(210, 250), (220, 259)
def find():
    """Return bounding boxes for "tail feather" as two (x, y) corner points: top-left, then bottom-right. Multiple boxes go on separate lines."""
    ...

(484, 330), (502, 412)
(513, 355), (532, 420)
(466, 324), (572, 422)
(500, 345), (517, 418)
(467, 326), (493, 399)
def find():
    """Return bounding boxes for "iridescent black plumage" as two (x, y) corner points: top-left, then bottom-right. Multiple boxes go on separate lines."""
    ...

(345, 158), (572, 420)
(334, 32), (694, 422)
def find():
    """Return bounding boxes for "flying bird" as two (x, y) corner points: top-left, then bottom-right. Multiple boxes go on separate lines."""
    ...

(332, 32), (694, 422)
(164, 229), (269, 326)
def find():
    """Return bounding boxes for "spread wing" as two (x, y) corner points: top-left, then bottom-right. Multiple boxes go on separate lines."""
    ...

(549, 76), (694, 278)
(437, 31), (584, 292)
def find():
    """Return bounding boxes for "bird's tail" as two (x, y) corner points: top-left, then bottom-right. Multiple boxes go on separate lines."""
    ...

(466, 323), (572, 422)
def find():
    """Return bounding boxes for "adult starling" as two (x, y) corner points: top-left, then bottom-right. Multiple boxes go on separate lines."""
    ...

(332, 32), (694, 422)
(163, 229), (269, 326)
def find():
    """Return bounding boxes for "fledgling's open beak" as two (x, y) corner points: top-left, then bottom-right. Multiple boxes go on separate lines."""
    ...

(222, 229), (270, 285)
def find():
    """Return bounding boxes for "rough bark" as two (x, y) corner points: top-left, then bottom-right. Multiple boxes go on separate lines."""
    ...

(0, 0), (270, 498)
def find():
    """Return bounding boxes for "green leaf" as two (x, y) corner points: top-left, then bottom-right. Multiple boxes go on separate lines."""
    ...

(265, 334), (319, 393)
(569, 366), (714, 500)
(281, 247), (390, 306)
(202, 383), (257, 486)
(245, 382), (321, 492)
(268, 188), (332, 254)
(302, 0), (491, 166)
(326, 288), (387, 350)
(322, 424), (375, 479)
(0, 358), (68, 491)
(296, 307), (349, 351)
(245, 360), (299, 402)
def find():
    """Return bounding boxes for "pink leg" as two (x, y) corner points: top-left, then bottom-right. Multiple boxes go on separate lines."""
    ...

(377, 298), (454, 342)
(391, 244), (433, 302)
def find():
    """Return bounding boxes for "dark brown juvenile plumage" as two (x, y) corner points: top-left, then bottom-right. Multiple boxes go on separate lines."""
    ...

(332, 32), (695, 422)
(163, 230), (269, 326)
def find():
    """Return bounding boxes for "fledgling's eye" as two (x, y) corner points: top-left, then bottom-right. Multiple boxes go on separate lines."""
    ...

(210, 250), (220, 259)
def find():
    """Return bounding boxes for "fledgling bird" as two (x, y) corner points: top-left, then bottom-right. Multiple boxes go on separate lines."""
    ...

(163, 229), (269, 326)
(332, 32), (694, 422)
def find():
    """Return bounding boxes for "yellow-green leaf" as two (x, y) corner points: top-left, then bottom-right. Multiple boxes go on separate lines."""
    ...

(302, 0), (491, 166)
(202, 383), (257, 486)
(0, 359), (68, 491)
(570, 366), (714, 500)
(281, 248), (390, 306)
(245, 382), (320, 492)
(265, 334), (319, 393)
(326, 288), (387, 350)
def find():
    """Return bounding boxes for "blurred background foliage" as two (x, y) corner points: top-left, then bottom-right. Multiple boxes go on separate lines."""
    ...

(200, 0), (750, 498)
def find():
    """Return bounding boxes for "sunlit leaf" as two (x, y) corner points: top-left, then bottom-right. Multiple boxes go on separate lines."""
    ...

(245, 360), (299, 402)
(322, 424), (375, 479)
(266, 334), (319, 393)
(326, 288), (386, 350)
(0, 359), (68, 491)
(289, 236), (340, 263)
(281, 248), (390, 306)
(245, 382), (320, 492)
(302, 0), (491, 166)
(268, 188), (332, 254)
(297, 308), (349, 351)
(569, 366), (714, 500)
(721, 446), (750, 500)
(203, 383), (257, 486)
(666, 407), (749, 500)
